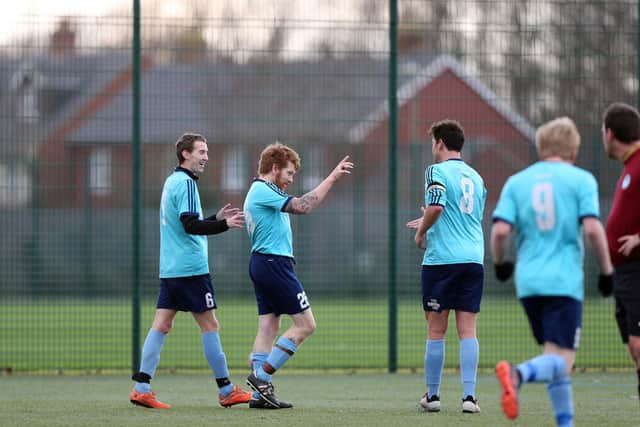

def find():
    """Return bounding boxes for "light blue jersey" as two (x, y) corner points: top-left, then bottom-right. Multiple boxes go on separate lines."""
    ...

(243, 179), (294, 258)
(159, 168), (209, 278)
(493, 161), (599, 301)
(423, 158), (486, 265)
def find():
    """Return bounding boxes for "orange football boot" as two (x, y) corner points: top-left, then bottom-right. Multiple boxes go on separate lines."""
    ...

(495, 361), (519, 420)
(219, 384), (252, 407)
(130, 388), (171, 409)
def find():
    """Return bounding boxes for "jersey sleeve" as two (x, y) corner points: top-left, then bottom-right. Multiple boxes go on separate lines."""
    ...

(493, 177), (516, 225)
(578, 172), (600, 220)
(255, 182), (293, 211)
(425, 165), (447, 207)
(176, 179), (199, 217)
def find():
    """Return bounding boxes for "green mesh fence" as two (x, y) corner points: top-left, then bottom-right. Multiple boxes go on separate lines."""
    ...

(0, 1), (636, 373)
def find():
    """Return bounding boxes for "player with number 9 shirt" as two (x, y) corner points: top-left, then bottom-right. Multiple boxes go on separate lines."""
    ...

(491, 117), (613, 426)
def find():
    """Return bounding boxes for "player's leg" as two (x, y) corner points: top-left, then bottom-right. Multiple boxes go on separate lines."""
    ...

(496, 296), (542, 420)
(193, 309), (252, 407)
(249, 313), (280, 404)
(613, 259), (640, 400)
(187, 274), (250, 407)
(246, 254), (301, 408)
(542, 343), (576, 427)
(420, 309), (448, 412)
(419, 264), (453, 412)
(499, 297), (579, 426)
(130, 308), (175, 409)
(456, 310), (480, 413)
(613, 260), (640, 400)
(628, 335), (640, 401)
(454, 263), (483, 413)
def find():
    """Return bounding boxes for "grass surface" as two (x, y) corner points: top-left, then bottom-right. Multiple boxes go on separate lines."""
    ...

(0, 297), (628, 371)
(0, 372), (637, 427)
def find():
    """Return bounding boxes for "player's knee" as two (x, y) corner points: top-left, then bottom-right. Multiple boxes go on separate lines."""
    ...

(298, 319), (316, 339)
(306, 319), (317, 336)
(155, 322), (172, 334)
(629, 339), (640, 360)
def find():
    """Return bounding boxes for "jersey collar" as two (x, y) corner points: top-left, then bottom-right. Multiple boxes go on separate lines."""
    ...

(175, 166), (198, 180)
(622, 143), (640, 163)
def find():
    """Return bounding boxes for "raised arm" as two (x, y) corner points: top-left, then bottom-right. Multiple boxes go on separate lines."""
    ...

(285, 156), (353, 215)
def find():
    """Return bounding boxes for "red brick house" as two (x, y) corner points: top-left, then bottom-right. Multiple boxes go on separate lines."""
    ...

(32, 54), (534, 208)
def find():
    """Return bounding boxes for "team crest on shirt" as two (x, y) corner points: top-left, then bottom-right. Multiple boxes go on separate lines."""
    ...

(621, 174), (631, 190)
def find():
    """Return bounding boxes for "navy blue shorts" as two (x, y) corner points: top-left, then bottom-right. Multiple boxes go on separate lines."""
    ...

(157, 274), (217, 313)
(249, 253), (310, 316)
(520, 296), (582, 349)
(421, 263), (483, 313)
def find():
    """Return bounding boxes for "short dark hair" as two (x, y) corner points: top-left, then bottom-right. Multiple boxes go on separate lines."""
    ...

(603, 102), (640, 144)
(429, 119), (465, 151)
(175, 132), (206, 163)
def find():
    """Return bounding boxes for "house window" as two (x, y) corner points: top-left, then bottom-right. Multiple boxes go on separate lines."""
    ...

(302, 145), (325, 191)
(88, 147), (112, 196)
(0, 163), (31, 207)
(222, 145), (247, 192)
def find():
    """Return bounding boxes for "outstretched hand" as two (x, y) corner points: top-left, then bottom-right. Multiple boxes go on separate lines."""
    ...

(329, 156), (354, 182)
(406, 207), (426, 229)
(217, 203), (241, 220)
(217, 203), (244, 228)
(224, 210), (245, 228)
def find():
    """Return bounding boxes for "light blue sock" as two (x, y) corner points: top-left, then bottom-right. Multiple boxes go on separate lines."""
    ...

(547, 377), (574, 427)
(460, 337), (479, 399)
(251, 352), (268, 399)
(517, 354), (566, 383)
(202, 331), (233, 396)
(135, 328), (166, 393)
(256, 337), (297, 382)
(425, 339), (445, 397)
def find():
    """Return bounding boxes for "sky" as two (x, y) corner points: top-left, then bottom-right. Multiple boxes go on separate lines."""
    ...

(0, 0), (126, 44)
(0, 0), (385, 58)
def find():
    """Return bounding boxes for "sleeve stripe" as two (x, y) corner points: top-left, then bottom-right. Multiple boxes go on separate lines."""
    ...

(492, 216), (514, 225)
(427, 183), (446, 192)
(579, 214), (599, 223)
(427, 189), (445, 206)
(281, 196), (294, 212)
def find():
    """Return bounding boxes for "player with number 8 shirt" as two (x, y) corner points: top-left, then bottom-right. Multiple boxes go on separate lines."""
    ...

(406, 119), (486, 414)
